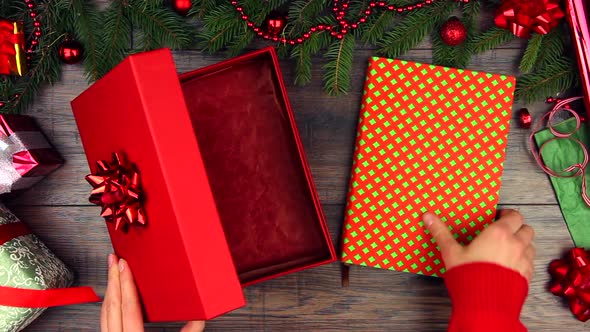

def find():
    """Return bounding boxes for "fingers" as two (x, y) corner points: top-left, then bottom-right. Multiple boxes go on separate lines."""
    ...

(515, 224), (535, 245)
(181, 321), (206, 332)
(524, 244), (536, 261)
(422, 212), (460, 257)
(101, 254), (116, 332)
(119, 259), (145, 332)
(495, 209), (524, 233)
(105, 254), (123, 332)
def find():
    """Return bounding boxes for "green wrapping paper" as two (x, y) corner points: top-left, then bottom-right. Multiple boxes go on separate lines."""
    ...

(534, 118), (590, 248)
(0, 204), (74, 332)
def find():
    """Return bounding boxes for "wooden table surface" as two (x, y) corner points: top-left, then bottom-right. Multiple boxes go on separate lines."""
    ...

(9, 16), (583, 332)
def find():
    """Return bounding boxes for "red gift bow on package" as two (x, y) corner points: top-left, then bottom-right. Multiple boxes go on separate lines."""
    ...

(495, 0), (565, 38)
(86, 152), (147, 232)
(0, 222), (100, 308)
(549, 248), (590, 321)
(528, 96), (590, 207)
(0, 20), (24, 76)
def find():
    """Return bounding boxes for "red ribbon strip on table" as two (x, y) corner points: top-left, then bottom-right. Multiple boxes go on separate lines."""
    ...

(0, 222), (100, 308)
(549, 248), (590, 322)
(528, 96), (590, 207)
(0, 20), (21, 75)
(86, 152), (147, 232)
(495, 0), (565, 38)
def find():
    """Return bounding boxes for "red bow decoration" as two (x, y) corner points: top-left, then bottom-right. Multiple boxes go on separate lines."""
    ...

(495, 0), (564, 38)
(0, 19), (23, 75)
(549, 248), (590, 322)
(85, 153), (147, 232)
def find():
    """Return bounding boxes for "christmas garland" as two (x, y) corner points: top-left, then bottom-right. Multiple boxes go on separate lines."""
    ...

(0, 0), (579, 113)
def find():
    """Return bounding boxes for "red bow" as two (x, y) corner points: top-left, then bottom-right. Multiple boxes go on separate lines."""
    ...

(85, 152), (147, 232)
(549, 248), (590, 322)
(495, 0), (564, 38)
(0, 20), (21, 75)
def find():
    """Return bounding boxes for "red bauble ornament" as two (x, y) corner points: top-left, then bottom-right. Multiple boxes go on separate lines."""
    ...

(518, 108), (532, 129)
(58, 38), (83, 65)
(265, 13), (287, 36)
(172, 0), (191, 16)
(440, 17), (467, 46)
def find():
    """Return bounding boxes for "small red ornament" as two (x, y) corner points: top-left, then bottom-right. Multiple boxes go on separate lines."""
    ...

(495, 0), (564, 38)
(265, 13), (287, 36)
(440, 17), (467, 46)
(58, 38), (83, 65)
(172, 0), (191, 16)
(518, 108), (532, 129)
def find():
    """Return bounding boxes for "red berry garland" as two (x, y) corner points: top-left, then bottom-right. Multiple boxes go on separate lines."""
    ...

(231, 0), (472, 45)
(23, 0), (42, 64)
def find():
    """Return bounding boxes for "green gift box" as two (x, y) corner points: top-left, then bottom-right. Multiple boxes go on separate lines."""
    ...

(0, 203), (74, 332)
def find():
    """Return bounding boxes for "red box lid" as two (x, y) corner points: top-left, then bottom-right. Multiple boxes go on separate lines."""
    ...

(71, 48), (335, 322)
(71, 49), (245, 321)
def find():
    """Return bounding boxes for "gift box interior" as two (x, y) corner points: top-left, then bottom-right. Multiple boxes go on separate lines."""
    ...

(179, 51), (333, 284)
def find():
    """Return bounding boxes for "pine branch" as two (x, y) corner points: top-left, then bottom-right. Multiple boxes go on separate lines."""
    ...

(291, 30), (330, 86)
(68, 0), (102, 82)
(534, 28), (565, 68)
(287, 0), (326, 33)
(323, 34), (355, 95)
(97, 0), (132, 78)
(432, 26), (459, 68)
(360, 11), (395, 44)
(197, 3), (244, 53)
(188, 0), (217, 18)
(377, 1), (456, 59)
(127, 0), (194, 51)
(518, 33), (543, 74)
(451, 1), (480, 68)
(470, 27), (514, 54)
(516, 59), (578, 103)
(227, 29), (255, 57)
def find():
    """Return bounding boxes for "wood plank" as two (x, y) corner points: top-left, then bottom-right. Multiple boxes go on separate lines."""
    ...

(8, 48), (559, 208)
(10, 204), (576, 331)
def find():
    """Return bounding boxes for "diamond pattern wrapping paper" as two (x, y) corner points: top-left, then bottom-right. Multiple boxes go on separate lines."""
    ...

(341, 57), (516, 277)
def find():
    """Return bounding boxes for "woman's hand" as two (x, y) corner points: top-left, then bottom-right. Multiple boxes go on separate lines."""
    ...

(423, 209), (535, 281)
(101, 254), (206, 332)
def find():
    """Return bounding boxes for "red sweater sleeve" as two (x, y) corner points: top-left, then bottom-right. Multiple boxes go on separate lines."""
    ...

(444, 262), (529, 332)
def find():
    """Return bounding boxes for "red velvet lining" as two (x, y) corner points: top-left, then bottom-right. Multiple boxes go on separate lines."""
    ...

(181, 54), (330, 284)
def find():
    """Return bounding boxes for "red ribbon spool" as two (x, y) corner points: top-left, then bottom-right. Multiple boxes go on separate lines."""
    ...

(519, 108), (532, 129)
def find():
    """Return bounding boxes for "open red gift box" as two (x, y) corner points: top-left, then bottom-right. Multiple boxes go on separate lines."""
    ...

(71, 47), (336, 322)
(566, 0), (590, 117)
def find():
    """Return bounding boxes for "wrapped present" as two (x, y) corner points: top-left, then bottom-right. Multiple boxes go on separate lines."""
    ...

(71, 47), (336, 322)
(0, 19), (26, 76)
(0, 203), (99, 331)
(566, 0), (590, 120)
(0, 114), (64, 194)
(340, 58), (516, 277)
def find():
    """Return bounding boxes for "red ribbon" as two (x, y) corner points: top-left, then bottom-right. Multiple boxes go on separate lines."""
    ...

(549, 248), (590, 321)
(495, 0), (565, 38)
(0, 222), (100, 308)
(0, 20), (21, 75)
(86, 152), (147, 232)
(528, 96), (590, 207)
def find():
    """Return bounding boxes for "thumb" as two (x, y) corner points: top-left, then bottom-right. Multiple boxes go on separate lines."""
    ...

(181, 321), (205, 332)
(422, 212), (460, 257)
